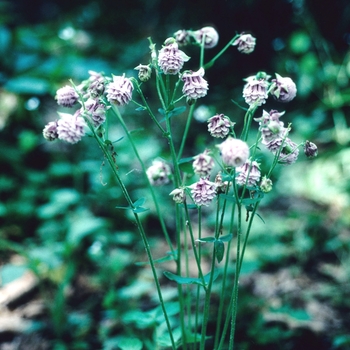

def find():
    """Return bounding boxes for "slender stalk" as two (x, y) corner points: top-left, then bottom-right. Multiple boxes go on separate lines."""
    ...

(177, 103), (196, 162)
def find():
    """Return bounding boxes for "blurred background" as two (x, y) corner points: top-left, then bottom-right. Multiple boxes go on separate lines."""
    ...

(1, 0), (350, 349)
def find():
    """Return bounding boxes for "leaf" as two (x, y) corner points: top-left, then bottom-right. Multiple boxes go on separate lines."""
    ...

(215, 240), (225, 263)
(133, 197), (146, 207)
(164, 269), (219, 287)
(117, 337), (143, 350)
(219, 233), (233, 242)
(168, 106), (186, 118)
(133, 206), (149, 213)
(135, 250), (177, 266)
(196, 236), (216, 243)
(219, 194), (237, 203)
(135, 106), (146, 111)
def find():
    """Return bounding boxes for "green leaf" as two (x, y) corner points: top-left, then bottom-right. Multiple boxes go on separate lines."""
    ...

(215, 240), (225, 263)
(164, 269), (219, 287)
(133, 197), (146, 207)
(133, 206), (149, 213)
(168, 106), (186, 117)
(196, 236), (216, 243)
(219, 233), (233, 242)
(219, 194), (237, 203)
(135, 106), (146, 111)
(135, 250), (177, 266)
(0, 264), (28, 285)
(117, 337), (143, 350)
(178, 157), (195, 174)
(115, 205), (131, 210)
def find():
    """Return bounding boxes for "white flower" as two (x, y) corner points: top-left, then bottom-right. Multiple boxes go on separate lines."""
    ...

(216, 137), (250, 168)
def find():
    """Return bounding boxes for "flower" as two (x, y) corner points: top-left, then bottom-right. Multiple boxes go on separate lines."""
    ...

(146, 160), (172, 186)
(232, 33), (256, 54)
(270, 73), (297, 103)
(43, 121), (59, 141)
(182, 67), (208, 102)
(260, 176), (273, 193)
(55, 85), (79, 107)
(158, 38), (190, 75)
(277, 138), (299, 165)
(304, 140), (318, 158)
(169, 188), (186, 204)
(106, 74), (134, 106)
(236, 160), (261, 187)
(134, 64), (152, 82)
(87, 77), (106, 99)
(189, 178), (217, 206)
(57, 111), (86, 144)
(174, 29), (191, 46)
(207, 113), (232, 138)
(256, 110), (288, 151)
(216, 137), (250, 168)
(191, 26), (219, 49)
(243, 72), (270, 106)
(85, 99), (108, 128)
(193, 150), (215, 177)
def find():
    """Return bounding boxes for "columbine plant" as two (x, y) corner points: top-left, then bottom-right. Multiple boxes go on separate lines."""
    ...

(43, 28), (317, 349)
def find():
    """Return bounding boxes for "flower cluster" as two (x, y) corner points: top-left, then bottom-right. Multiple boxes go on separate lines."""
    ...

(207, 114), (232, 138)
(174, 26), (219, 49)
(243, 72), (271, 106)
(216, 137), (250, 168)
(106, 74), (134, 106)
(193, 150), (215, 177)
(181, 68), (209, 102)
(189, 178), (217, 207)
(236, 160), (261, 187)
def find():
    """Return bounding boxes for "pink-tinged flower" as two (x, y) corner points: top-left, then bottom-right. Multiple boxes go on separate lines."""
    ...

(169, 188), (186, 204)
(189, 178), (217, 207)
(260, 175), (273, 193)
(56, 85), (79, 107)
(174, 29), (191, 46)
(232, 33), (256, 54)
(158, 38), (190, 75)
(182, 67), (208, 102)
(256, 110), (287, 150)
(243, 72), (271, 106)
(57, 111), (86, 144)
(236, 160), (261, 187)
(270, 73), (297, 103)
(216, 137), (250, 168)
(106, 74), (134, 106)
(193, 150), (215, 177)
(134, 64), (152, 82)
(85, 99), (108, 128)
(43, 121), (59, 141)
(304, 140), (318, 158)
(146, 160), (172, 186)
(207, 113), (232, 138)
(277, 138), (299, 165)
(191, 26), (219, 49)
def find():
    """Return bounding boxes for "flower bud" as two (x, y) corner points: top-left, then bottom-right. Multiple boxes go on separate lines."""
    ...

(270, 73), (297, 103)
(169, 188), (186, 204)
(207, 113), (232, 138)
(260, 176), (273, 193)
(304, 140), (318, 158)
(193, 150), (215, 177)
(56, 85), (79, 107)
(232, 33), (256, 54)
(188, 178), (217, 206)
(216, 137), (250, 168)
(191, 26), (219, 49)
(181, 67), (208, 101)
(43, 121), (59, 141)
(174, 29), (191, 46)
(106, 74), (134, 106)
(158, 40), (190, 75)
(146, 160), (172, 186)
(243, 72), (270, 106)
(134, 64), (152, 82)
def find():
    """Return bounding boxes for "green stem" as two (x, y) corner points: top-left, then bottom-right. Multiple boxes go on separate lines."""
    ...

(203, 34), (240, 70)
(111, 105), (175, 257)
(177, 103), (196, 162)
